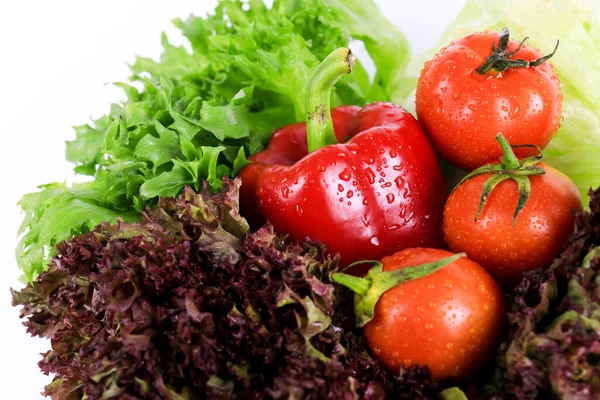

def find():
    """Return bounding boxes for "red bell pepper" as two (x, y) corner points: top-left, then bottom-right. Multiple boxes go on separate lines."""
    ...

(239, 48), (447, 267)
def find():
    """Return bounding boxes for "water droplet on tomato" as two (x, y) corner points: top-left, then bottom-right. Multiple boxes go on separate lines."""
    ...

(508, 104), (520, 118)
(370, 236), (380, 246)
(281, 187), (289, 198)
(386, 193), (395, 204)
(446, 60), (456, 73)
(435, 95), (444, 114)
(346, 190), (354, 199)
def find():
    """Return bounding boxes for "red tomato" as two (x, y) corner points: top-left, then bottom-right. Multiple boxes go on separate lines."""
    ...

(443, 162), (582, 287)
(415, 29), (562, 170)
(363, 248), (506, 380)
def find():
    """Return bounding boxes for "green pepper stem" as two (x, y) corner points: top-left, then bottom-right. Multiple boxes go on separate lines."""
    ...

(306, 48), (355, 153)
(496, 133), (520, 169)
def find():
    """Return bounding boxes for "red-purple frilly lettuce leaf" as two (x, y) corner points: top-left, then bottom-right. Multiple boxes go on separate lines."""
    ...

(12, 178), (438, 400)
(478, 186), (600, 400)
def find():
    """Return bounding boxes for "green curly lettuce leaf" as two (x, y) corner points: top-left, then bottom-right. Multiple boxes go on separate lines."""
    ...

(16, 183), (139, 281)
(16, 0), (410, 280)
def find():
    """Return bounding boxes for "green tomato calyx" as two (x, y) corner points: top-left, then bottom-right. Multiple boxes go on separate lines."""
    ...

(477, 27), (559, 75)
(453, 133), (546, 225)
(332, 253), (465, 327)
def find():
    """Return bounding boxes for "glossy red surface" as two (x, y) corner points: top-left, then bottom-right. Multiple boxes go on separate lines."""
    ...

(239, 102), (447, 266)
(364, 248), (507, 380)
(416, 31), (562, 170)
(443, 162), (582, 287)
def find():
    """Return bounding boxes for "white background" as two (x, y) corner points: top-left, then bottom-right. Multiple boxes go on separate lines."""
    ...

(0, 1), (466, 398)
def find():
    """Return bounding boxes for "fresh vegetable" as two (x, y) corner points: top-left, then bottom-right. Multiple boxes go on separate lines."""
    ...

(16, 0), (412, 281)
(11, 179), (442, 400)
(444, 134), (582, 287)
(333, 248), (507, 380)
(415, 27), (562, 171)
(402, 0), (600, 204)
(239, 48), (447, 266)
(482, 185), (600, 400)
(12, 0), (600, 398)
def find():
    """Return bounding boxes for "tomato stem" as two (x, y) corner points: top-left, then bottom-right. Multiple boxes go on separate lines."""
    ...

(476, 27), (559, 75)
(331, 273), (371, 296)
(452, 133), (546, 224)
(332, 253), (465, 327)
(497, 133), (520, 169)
(306, 48), (355, 153)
